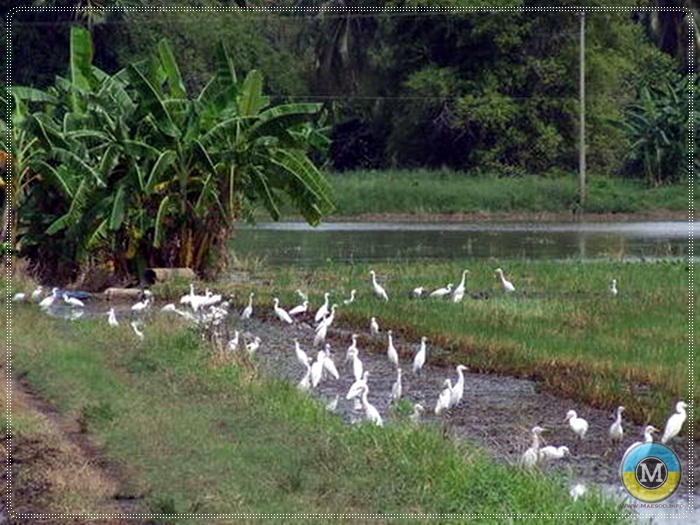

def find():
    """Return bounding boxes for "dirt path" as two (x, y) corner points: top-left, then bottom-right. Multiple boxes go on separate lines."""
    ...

(1, 371), (145, 524)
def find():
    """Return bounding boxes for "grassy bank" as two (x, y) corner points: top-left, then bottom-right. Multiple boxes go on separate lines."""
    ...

(7, 306), (627, 520)
(240, 259), (693, 431)
(325, 169), (692, 217)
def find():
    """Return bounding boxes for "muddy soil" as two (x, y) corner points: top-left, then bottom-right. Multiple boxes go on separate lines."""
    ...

(243, 313), (698, 521)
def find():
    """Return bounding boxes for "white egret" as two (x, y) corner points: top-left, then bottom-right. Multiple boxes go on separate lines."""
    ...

(30, 286), (44, 302)
(565, 410), (589, 440)
(130, 321), (145, 341)
(452, 270), (469, 303)
(539, 445), (570, 461)
(63, 293), (85, 308)
(661, 400), (688, 444)
(107, 308), (119, 327)
(12, 292), (26, 302)
(450, 365), (468, 408)
(293, 339), (308, 367)
(358, 384), (383, 426)
(246, 336), (261, 354)
(412, 337), (427, 374)
(314, 293), (330, 322)
(410, 286), (425, 299)
(313, 321), (327, 347)
(387, 330), (399, 367)
(346, 371), (369, 403)
(325, 395), (339, 412)
(609, 406), (625, 443)
(180, 283), (196, 305)
(227, 331), (240, 352)
(350, 348), (363, 383)
(131, 296), (151, 312)
(295, 289), (308, 303)
(273, 298), (294, 325)
(311, 351), (325, 388)
(316, 304), (337, 331)
(569, 483), (587, 501)
(624, 425), (659, 459)
(435, 379), (454, 415)
(520, 426), (545, 468)
(610, 279), (618, 296)
(409, 403), (425, 424)
(369, 270), (389, 301)
(288, 301), (308, 317)
(241, 292), (254, 320)
(345, 333), (358, 362)
(495, 268), (515, 293)
(370, 317), (380, 336)
(391, 368), (402, 402)
(343, 289), (356, 305)
(39, 288), (59, 309)
(297, 356), (313, 391)
(322, 345), (339, 380)
(429, 284), (453, 298)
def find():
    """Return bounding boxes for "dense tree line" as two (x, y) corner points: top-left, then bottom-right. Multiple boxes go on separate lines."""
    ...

(0, 0), (697, 280)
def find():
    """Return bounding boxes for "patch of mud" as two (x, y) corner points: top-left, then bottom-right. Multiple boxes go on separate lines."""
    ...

(243, 314), (698, 522)
(1, 376), (147, 523)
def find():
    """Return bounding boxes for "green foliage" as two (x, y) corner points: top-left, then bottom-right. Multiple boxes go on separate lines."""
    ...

(617, 73), (699, 186)
(8, 26), (333, 282)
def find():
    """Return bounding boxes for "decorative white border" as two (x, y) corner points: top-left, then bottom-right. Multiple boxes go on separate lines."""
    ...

(4, 4), (694, 521)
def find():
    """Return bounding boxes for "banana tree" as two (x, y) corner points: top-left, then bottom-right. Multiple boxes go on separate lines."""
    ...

(15, 26), (333, 280)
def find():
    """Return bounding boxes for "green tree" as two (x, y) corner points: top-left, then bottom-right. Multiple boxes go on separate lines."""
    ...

(8, 26), (333, 282)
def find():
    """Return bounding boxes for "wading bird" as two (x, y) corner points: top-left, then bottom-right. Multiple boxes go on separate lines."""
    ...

(241, 292), (254, 320)
(369, 270), (389, 301)
(358, 384), (383, 426)
(520, 426), (545, 468)
(410, 286), (425, 299)
(63, 293), (85, 308)
(661, 401), (687, 444)
(343, 289), (356, 305)
(370, 317), (380, 336)
(107, 308), (119, 327)
(294, 339), (308, 367)
(429, 283), (453, 298)
(391, 368), (402, 402)
(609, 406), (625, 443)
(246, 336), (261, 354)
(624, 425), (659, 458)
(288, 301), (308, 317)
(539, 445), (570, 462)
(30, 286), (44, 302)
(387, 330), (399, 367)
(413, 337), (427, 374)
(450, 365), (468, 408)
(452, 270), (469, 303)
(495, 268), (515, 293)
(39, 288), (59, 309)
(273, 298), (294, 325)
(610, 279), (618, 296)
(565, 410), (589, 440)
(314, 293), (330, 322)
(409, 403), (425, 424)
(435, 379), (454, 416)
(130, 321), (145, 341)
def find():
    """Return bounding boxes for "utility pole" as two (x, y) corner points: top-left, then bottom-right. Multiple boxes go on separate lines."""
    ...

(577, 10), (586, 220)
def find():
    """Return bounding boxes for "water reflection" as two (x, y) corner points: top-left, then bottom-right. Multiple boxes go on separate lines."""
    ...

(233, 221), (694, 266)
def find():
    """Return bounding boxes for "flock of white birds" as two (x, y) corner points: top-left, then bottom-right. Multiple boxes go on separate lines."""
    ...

(12, 268), (687, 479)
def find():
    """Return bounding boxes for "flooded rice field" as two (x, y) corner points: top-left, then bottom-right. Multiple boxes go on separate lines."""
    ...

(241, 314), (696, 524)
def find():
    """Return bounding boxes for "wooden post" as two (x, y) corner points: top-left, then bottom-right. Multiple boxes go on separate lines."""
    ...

(577, 10), (586, 220)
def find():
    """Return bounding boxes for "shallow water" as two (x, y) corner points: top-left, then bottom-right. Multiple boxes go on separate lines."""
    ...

(233, 221), (694, 266)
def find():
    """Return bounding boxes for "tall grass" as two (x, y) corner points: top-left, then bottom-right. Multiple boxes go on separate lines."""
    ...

(10, 308), (627, 520)
(326, 169), (691, 216)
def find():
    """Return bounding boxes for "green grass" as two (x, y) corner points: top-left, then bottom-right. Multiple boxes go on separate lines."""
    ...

(324, 169), (693, 216)
(10, 307), (627, 521)
(251, 259), (693, 430)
